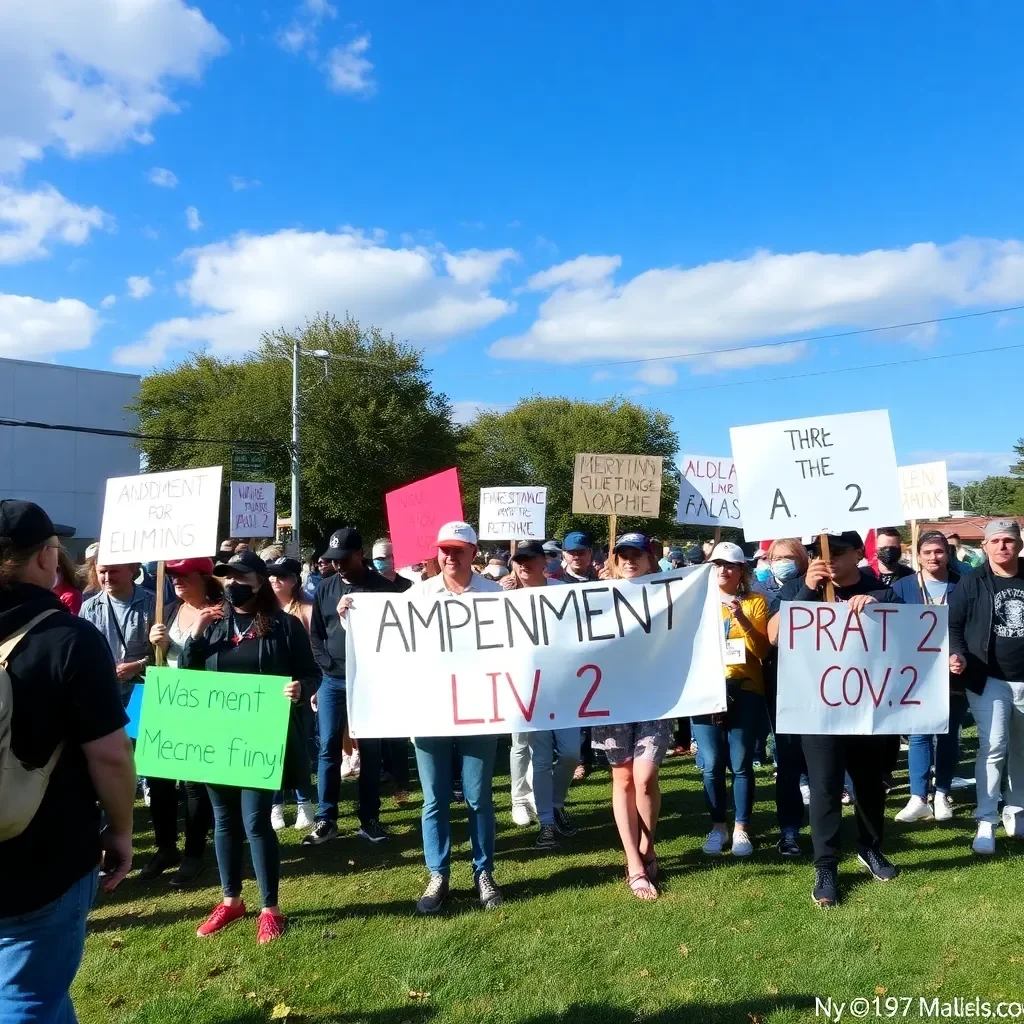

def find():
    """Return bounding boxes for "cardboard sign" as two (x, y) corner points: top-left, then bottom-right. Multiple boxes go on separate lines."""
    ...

(479, 487), (547, 541)
(677, 455), (742, 527)
(98, 466), (223, 565)
(346, 566), (725, 737)
(229, 481), (276, 537)
(134, 667), (292, 788)
(899, 462), (950, 520)
(385, 468), (464, 569)
(729, 410), (903, 541)
(777, 602), (950, 735)
(571, 454), (663, 518)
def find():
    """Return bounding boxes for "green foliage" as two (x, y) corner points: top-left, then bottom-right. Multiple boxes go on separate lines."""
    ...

(132, 314), (459, 550)
(948, 476), (1024, 517)
(457, 396), (679, 543)
(1012, 437), (1024, 478)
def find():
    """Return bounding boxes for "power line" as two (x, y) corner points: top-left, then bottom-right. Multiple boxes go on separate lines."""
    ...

(0, 417), (289, 449)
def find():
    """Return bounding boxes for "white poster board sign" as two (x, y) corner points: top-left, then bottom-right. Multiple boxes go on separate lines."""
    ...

(899, 462), (949, 520)
(346, 566), (725, 737)
(777, 602), (949, 735)
(99, 466), (223, 564)
(229, 481), (276, 538)
(677, 455), (742, 527)
(729, 409), (903, 541)
(478, 487), (547, 541)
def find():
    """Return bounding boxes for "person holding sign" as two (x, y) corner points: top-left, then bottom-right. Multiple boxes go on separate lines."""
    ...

(691, 543), (771, 858)
(593, 533), (671, 901)
(768, 531), (901, 908)
(890, 533), (966, 825)
(949, 520), (1024, 855)
(181, 551), (320, 944)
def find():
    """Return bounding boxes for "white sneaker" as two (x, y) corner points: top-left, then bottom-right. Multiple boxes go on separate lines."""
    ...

(973, 821), (996, 855)
(340, 754), (354, 778)
(702, 829), (728, 856)
(731, 831), (754, 857)
(294, 800), (316, 830)
(350, 751), (361, 776)
(511, 803), (535, 827)
(1002, 805), (1024, 838)
(800, 783), (810, 807)
(142, 781), (151, 808)
(271, 804), (286, 831)
(933, 793), (954, 821)
(895, 796), (933, 823)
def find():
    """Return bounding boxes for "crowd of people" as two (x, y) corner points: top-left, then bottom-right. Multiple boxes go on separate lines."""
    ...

(2, 496), (1023, 1022)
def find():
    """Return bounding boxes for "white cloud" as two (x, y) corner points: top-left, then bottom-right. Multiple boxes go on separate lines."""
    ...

(100, 294), (116, 309)
(0, 294), (99, 357)
(442, 248), (518, 287)
(0, 184), (108, 264)
(491, 239), (1024, 371)
(185, 206), (203, 231)
(450, 399), (510, 425)
(114, 228), (517, 366)
(909, 450), (1014, 485)
(0, 1), (227, 173)
(228, 175), (260, 191)
(277, 0), (336, 54)
(126, 275), (153, 299)
(632, 363), (678, 387)
(147, 167), (178, 188)
(142, 225), (160, 240)
(535, 235), (558, 254)
(326, 35), (375, 95)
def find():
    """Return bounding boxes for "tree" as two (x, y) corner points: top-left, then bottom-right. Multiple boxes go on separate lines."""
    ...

(1012, 437), (1024, 478)
(133, 314), (460, 550)
(948, 476), (1024, 517)
(457, 396), (680, 543)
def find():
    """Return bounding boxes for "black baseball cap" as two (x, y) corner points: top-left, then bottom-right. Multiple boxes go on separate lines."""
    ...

(811, 531), (864, 555)
(0, 500), (74, 549)
(265, 556), (303, 578)
(322, 527), (363, 561)
(511, 540), (547, 562)
(213, 550), (269, 578)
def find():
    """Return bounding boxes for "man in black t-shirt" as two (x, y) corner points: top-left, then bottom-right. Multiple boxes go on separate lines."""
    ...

(768, 531), (901, 909)
(0, 501), (135, 1023)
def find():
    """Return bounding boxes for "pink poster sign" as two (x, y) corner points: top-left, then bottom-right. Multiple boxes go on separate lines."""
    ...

(385, 468), (464, 568)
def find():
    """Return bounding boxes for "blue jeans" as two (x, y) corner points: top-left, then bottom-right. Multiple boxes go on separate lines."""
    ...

(511, 728), (581, 825)
(908, 692), (970, 798)
(206, 785), (279, 908)
(0, 869), (98, 1024)
(273, 787), (314, 803)
(413, 736), (497, 877)
(691, 688), (759, 826)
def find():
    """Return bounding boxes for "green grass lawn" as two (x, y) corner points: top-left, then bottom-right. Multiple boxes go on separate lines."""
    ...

(75, 740), (1024, 1024)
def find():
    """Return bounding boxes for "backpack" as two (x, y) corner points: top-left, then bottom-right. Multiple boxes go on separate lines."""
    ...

(0, 610), (62, 841)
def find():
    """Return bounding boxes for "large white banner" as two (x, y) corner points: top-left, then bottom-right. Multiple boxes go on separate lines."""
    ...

(730, 409), (903, 541)
(677, 455), (742, 527)
(777, 601), (950, 735)
(229, 481), (276, 538)
(478, 486), (547, 541)
(346, 566), (726, 737)
(99, 466), (223, 564)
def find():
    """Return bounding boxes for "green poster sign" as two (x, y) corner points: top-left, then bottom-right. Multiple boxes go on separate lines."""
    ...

(231, 448), (267, 477)
(134, 667), (292, 790)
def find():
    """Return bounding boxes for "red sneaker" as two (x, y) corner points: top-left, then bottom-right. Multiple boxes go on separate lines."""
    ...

(196, 901), (246, 937)
(257, 909), (287, 945)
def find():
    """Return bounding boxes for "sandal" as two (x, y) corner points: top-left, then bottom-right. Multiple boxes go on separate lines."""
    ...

(627, 871), (658, 901)
(642, 853), (659, 882)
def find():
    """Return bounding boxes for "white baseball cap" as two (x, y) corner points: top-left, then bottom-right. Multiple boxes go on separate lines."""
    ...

(372, 539), (393, 559)
(437, 521), (478, 547)
(709, 541), (747, 565)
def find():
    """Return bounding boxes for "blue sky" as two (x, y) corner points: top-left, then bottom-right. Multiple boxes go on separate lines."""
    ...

(3, 1), (1024, 482)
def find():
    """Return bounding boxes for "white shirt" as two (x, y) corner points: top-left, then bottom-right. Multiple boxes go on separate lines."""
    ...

(416, 572), (503, 595)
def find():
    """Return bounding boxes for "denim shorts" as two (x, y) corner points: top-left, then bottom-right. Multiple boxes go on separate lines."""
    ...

(591, 719), (672, 766)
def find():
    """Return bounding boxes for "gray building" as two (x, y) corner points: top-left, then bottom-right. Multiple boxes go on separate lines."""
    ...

(0, 358), (141, 550)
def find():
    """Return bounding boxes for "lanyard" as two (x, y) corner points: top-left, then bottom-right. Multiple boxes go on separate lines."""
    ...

(723, 614), (733, 639)
(106, 594), (133, 659)
(917, 572), (947, 606)
(230, 610), (258, 646)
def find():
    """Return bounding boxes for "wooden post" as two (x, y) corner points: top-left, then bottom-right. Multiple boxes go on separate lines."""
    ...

(608, 514), (617, 553)
(510, 540), (517, 558)
(154, 560), (166, 667)
(713, 527), (722, 545)
(911, 520), (920, 571)
(818, 533), (836, 602)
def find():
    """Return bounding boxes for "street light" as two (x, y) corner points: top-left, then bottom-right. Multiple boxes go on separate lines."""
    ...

(291, 343), (330, 555)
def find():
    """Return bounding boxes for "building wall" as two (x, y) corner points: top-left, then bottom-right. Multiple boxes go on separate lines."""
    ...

(0, 358), (141, 547)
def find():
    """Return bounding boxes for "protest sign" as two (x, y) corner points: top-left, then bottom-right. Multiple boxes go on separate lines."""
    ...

(229, 481), (276, 538)
(385, 468), (464, 568)
(346, 566), (726, 737)
(729, 410), (902, 541)
(124, 682), (144, 741)
(777, 602), (949, 735)
(134, 667), (292, 788)
(571, 454), (663, 518)
(98, 466), (223, 564)
(478, 487), (547, 541)
(677, 455), (742, 527)
(899, 462), (950, 520)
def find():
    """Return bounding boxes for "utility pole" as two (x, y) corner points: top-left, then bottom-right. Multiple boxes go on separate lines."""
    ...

(290, 341), (330, 556)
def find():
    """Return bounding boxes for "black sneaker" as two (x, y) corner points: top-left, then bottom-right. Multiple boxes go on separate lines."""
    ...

(857, 846), (899, 881)
(416, 873), (449, 914)
(358, 820), (389, 844)
(137, 848), (180, 881)
(812, 865), (839, 908)
(776, 832), (803, 859)
(535, 825), (559, 850)
(301, 820), (338, 846)
(452, 785), (464, 803)
(168, 856), (204, 889)
(475, 870), (503, 910)
(553, 807), (578, 837)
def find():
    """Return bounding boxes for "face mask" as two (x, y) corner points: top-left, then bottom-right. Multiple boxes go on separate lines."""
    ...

(224, 582), (256, 607)
(877, 546), (902, 568)
(754, 566), (773, 583)
(373, 557), (393, 573)
(771, 558), (799, 583)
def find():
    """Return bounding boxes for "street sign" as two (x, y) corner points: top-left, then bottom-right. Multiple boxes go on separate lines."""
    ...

(231, 447), (267, 477)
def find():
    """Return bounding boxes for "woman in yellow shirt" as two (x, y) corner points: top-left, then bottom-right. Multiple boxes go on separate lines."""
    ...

(691, 542), (771, 858)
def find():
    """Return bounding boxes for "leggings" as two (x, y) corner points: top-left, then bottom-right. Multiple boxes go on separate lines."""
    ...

(206, 785), (279, 908)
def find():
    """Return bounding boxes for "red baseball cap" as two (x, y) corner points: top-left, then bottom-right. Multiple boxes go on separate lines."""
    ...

(165, 557), (215, 576)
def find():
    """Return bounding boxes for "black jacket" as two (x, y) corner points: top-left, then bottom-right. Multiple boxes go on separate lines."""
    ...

(310, 568), (403, 678)
(772, 568), (899, 615)
(948, 558), (1023, 695)
(181, 608), (321, 790)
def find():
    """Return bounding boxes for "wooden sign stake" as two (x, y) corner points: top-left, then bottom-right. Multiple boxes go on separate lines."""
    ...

(154, 560), (167, 667)
(713, 527), (722, 545)
(911, 519), (920, 571)
(608, 514), (617, 555)
(818, 533), (836, 602)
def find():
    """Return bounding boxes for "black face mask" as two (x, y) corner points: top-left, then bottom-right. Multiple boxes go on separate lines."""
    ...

(224, 582), (256, 607)
(877, 546), (902, 568)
